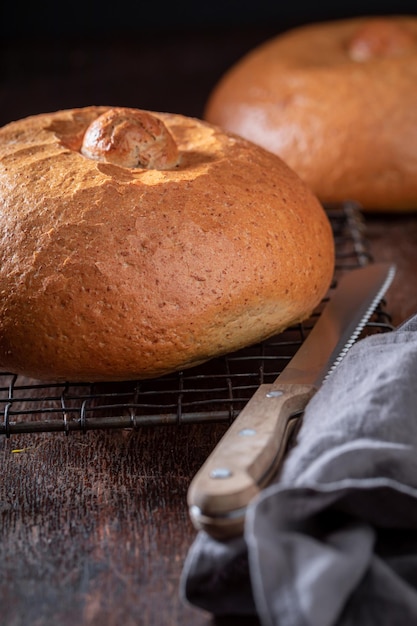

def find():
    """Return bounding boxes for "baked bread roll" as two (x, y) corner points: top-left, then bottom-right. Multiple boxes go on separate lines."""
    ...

(204, 16), (417, 211)
(0, 106), (334, 382)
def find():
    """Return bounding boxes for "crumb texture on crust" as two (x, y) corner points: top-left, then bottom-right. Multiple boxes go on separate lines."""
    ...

(0, 106), (334, 381)
(204, 16), (417, 211)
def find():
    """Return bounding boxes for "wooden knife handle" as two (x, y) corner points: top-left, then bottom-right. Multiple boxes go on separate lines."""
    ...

(187, 382), (316, 539)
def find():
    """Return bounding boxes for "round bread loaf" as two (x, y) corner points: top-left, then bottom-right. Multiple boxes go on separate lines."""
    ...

(0, 106), (334, 382)
(204, 16), (417, 211)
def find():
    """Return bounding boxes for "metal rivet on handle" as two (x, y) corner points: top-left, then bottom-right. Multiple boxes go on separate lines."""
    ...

(210, 468), (233, 479)
(266, 390), (284, 398)
(238, 428), (256, 436)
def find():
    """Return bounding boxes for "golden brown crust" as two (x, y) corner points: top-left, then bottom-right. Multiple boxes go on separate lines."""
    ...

(0, 106), (334, 381)
(204, 16), (417, 211)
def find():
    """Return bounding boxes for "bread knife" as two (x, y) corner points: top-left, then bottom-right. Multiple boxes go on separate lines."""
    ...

(187, 262), (396, 539)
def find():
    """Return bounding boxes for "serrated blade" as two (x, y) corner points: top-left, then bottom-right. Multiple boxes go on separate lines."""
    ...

(277, 261), (397, 387)
(187, 262), (396, 539)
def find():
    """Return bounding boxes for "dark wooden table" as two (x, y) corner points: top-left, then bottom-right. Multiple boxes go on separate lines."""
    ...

(1, 25), (417, 626)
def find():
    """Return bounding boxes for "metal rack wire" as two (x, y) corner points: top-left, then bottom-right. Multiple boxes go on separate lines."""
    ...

(0, 202), (393, 437)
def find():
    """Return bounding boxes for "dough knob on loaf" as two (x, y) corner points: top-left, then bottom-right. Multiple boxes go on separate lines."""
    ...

(0, 106), (334, 382)
(348, 19), (415, 61)
(81, 107), (180, 169)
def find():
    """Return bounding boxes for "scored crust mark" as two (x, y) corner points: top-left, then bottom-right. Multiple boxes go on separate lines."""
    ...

(348, 18), (415, 61)
(81, 107), (180, 170)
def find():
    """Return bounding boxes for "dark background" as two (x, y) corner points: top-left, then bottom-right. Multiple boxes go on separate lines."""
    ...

(1, 1), (417, 126)
(2, 1), (417, 36)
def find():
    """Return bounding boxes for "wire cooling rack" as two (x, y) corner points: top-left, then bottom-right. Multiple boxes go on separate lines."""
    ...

(0, 202), (393, 437)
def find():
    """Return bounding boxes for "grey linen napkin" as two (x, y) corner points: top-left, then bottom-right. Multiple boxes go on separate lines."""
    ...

(180, 313), (417, 625)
